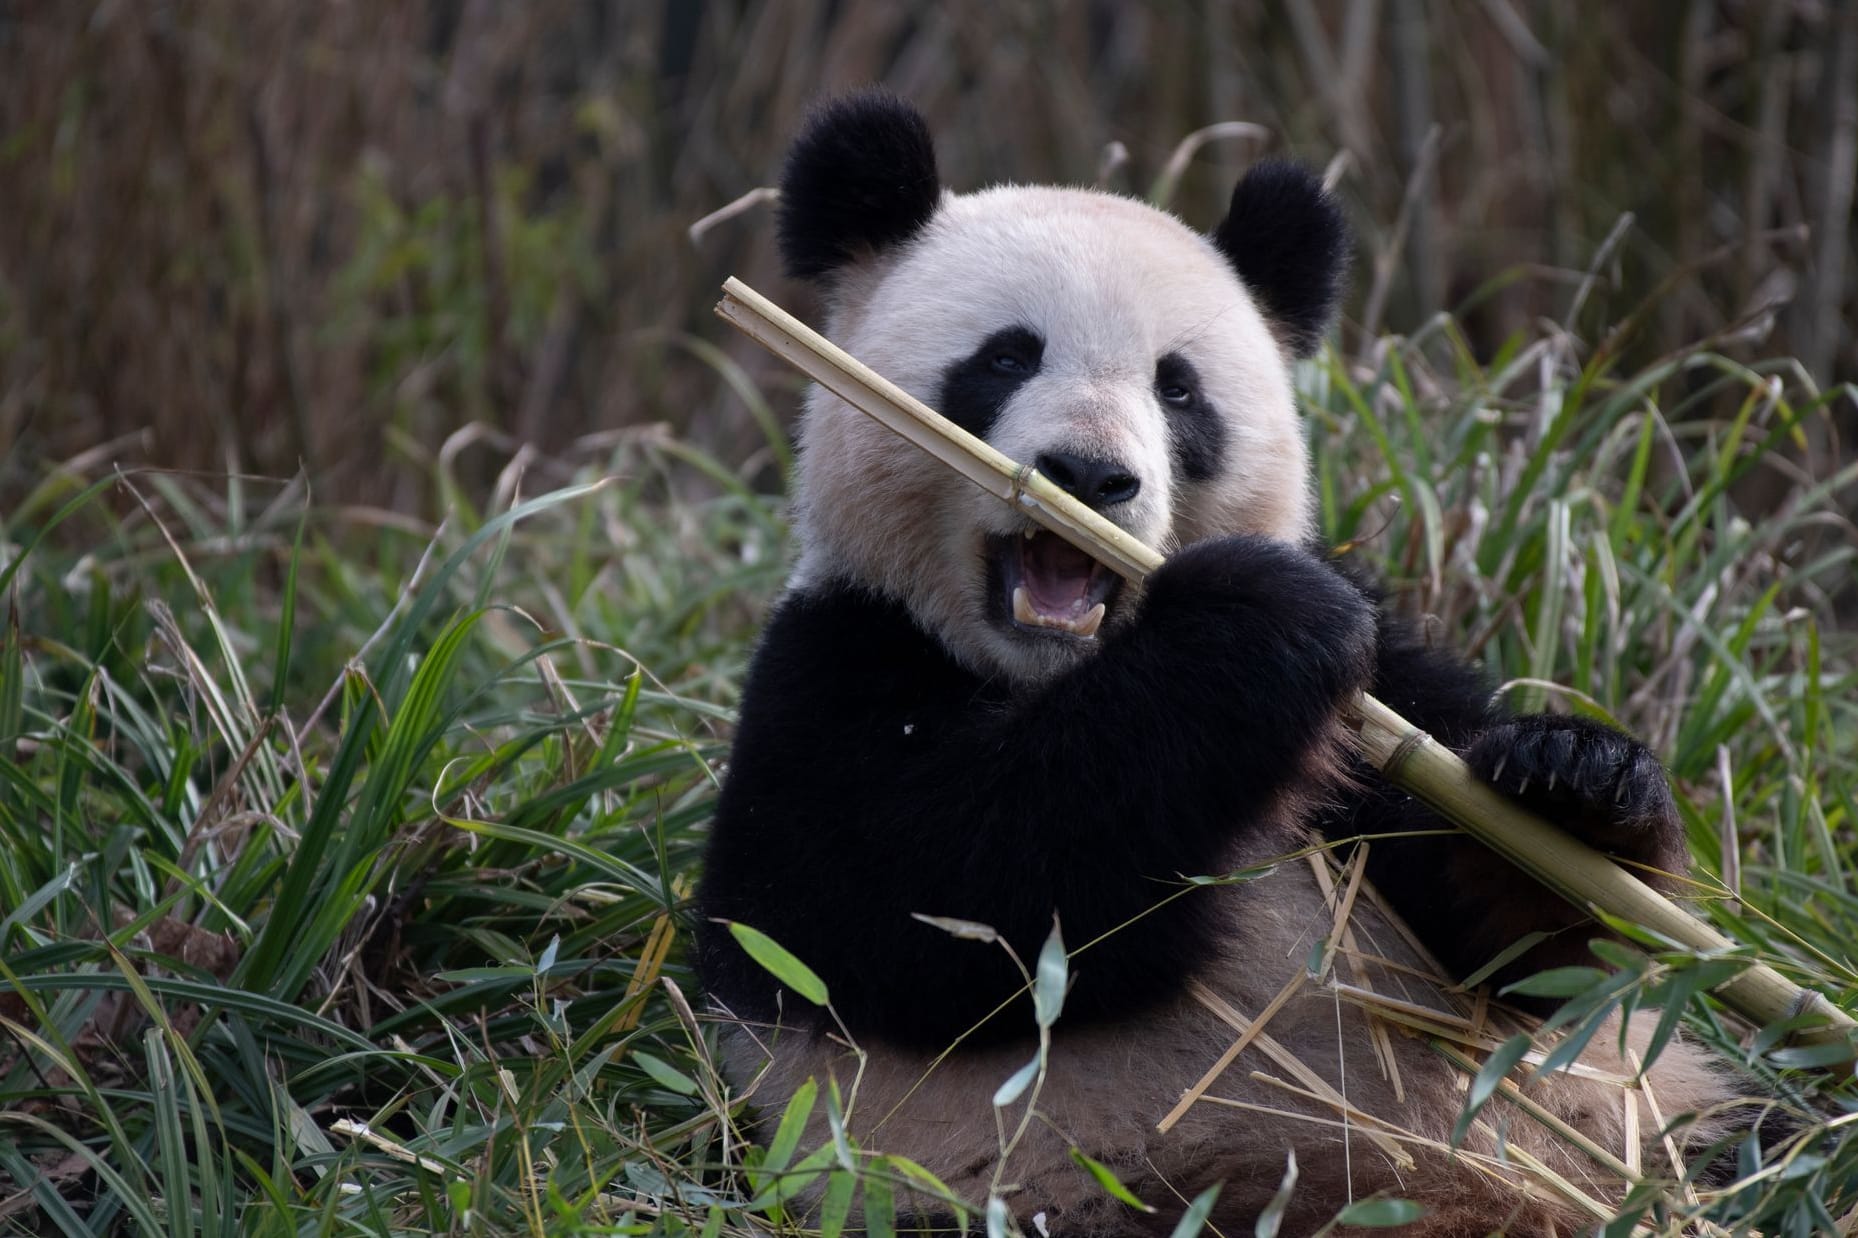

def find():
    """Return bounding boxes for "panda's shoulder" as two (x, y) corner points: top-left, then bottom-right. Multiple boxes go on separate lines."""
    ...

(1321, 551), (1494, 744)
(746, 582), (976, 703)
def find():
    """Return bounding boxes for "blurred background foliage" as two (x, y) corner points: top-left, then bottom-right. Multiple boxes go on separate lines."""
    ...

(1, 0), (1854, 511)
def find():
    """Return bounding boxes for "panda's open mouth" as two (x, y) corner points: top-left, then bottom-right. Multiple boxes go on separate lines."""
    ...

(987, 530), (1121, 640)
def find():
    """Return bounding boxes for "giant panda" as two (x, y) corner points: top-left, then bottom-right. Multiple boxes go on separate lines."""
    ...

(695, 91), (1740, 1236)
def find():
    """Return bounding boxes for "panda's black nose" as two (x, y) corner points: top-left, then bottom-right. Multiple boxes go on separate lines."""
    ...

(1034, 452), (1142, 509)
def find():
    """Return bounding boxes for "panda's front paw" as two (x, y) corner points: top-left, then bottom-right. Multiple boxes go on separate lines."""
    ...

(1146, 536), (1376, 702)
(1464, 715), (1688, 880)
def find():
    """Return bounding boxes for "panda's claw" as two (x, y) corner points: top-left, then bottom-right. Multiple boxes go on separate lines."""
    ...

(1463, 715), (1685, 875)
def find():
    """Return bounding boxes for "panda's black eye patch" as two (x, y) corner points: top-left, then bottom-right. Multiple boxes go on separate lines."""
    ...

(1154, 355), (1200, 408)
(1155, 352), (1223, 483)
(937, 326), (1044, 440)
(986, 328), (1043, 375)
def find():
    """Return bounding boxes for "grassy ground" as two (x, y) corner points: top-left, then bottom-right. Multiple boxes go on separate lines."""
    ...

(3, 317), (1858, 1234)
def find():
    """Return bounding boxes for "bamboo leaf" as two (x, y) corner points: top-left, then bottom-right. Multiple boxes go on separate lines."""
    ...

(762, 1076), (818, 1175)
(727, 922), (829, 1006)
(884, 1156), (968, 1230)
(986, 1196), (1011, 1238)
(632, 1050), (699, 1096)
(1458, 931), (1550, 990)
(1254, 1153), (1295, 1238)
(1033, 919), (1067, 1029)
(993, 1054), (1040, 1108)
(1502, 966), (1607, 998)
(913, 913), (1000, 943)
(826, 1076), (856, 1169)
(1451, 1033), (1531, 1147)
(1536, 1005), (1619, 1078)
(818, 1171), (856, 1238)
(1172, 1183), (1222, 1238)
(1068, 1148), (1155, 1212)
(1332, 1198), (1426, 1227)
(864, 1163), (897, 1238)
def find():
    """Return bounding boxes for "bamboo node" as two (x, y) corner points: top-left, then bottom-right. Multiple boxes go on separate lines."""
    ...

(1010, 462), (1038, 507)
(1384, 725), (1430, 782)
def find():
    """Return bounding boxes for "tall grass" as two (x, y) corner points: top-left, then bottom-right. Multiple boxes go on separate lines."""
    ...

(0, 432), (783, 1234)
(3, 308), (1857, 1231)
(1305, 317), (1858, 1232)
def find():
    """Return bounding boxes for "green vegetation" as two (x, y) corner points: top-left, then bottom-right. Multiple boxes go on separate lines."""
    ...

(3, 7), (1856, 1230)
(3, 309), (1856, 1232)
(0, 434), (777, 1235)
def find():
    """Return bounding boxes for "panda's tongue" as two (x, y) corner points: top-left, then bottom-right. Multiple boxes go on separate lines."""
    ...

(1015, 532), (1105, 635)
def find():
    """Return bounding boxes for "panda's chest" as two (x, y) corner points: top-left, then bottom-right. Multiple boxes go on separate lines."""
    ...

(858, 685), (1016, 766)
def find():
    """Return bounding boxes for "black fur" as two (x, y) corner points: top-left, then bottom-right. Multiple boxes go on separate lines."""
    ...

(696, 537), (1376, 1047)
(1154, 352), (1224, 482)
(936, 326), (1044, 440)
(1211, 161), (1350, 357)
(1312, 562), (1688, 999)
(777, 90), (942, 281)
(696, 542), (1692, 1044)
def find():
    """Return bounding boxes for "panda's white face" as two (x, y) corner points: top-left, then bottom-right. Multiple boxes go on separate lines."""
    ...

(790, 185), (1314, 683)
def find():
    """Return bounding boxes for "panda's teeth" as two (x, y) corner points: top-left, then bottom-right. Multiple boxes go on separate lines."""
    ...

(1012, 586), (1039, 626)
(1012, 586), (1105, 638)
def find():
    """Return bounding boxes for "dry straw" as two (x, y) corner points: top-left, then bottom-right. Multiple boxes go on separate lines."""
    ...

(714, 275), (1856, 1056)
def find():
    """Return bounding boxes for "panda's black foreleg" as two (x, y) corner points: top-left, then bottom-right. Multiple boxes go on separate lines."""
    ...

(1324, 601), (1691, 1000)
(1451, 713), (1690, 992)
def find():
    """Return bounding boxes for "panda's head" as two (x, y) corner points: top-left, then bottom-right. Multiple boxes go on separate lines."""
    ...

(778, 91), (1349, 683)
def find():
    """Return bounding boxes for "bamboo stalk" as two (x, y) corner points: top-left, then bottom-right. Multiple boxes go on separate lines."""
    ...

(1353, 696), (1852, 1045)
(713, 275), (1857, 1055)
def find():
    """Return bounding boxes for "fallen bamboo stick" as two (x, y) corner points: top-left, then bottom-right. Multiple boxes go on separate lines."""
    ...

(713, 275), (1857, 1056)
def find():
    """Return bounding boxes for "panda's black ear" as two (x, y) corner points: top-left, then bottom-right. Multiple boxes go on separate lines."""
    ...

(777, 90), (942, 282)
(1212, 161), (1350, 357)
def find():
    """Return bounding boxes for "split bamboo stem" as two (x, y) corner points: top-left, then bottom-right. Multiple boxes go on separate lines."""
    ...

(714, 275), (1857, 1055)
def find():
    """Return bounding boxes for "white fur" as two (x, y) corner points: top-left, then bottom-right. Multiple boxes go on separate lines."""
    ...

(790, 186), (1312, 681)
